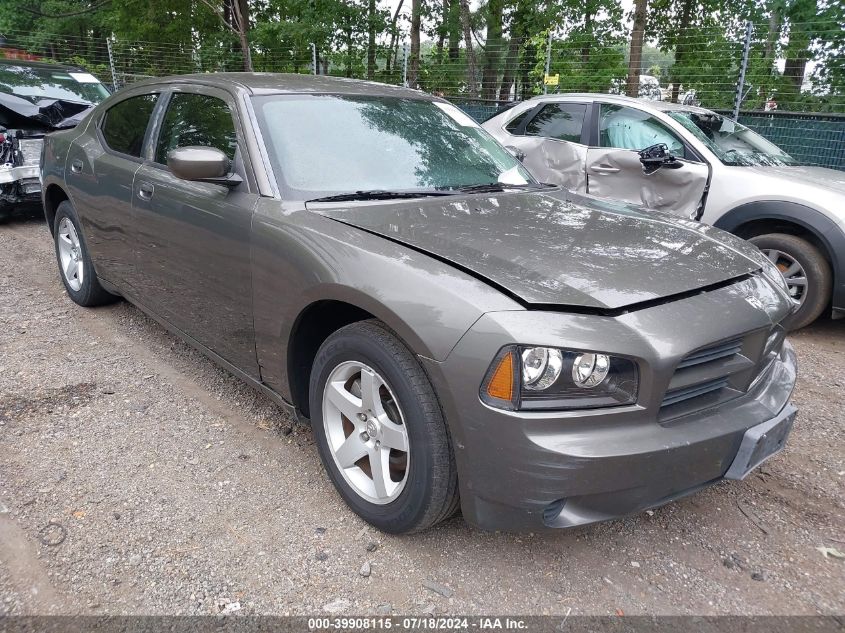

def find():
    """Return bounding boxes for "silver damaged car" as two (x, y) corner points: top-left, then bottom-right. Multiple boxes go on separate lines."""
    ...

(483, 94), (845, 329)
(41, 74), (798, 533)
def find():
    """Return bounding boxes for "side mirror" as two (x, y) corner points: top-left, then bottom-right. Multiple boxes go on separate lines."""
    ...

(505, 145), (526, 162)
(639, 143), (682, 175)
(167, 146), (242, 187)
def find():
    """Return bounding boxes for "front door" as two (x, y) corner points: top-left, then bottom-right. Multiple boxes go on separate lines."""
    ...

(586, 103), (709, 219)
(132, 88), (260, 377)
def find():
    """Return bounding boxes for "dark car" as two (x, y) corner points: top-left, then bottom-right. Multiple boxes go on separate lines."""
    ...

(0, 59), (109, 220)
(41, 74), (798, 533)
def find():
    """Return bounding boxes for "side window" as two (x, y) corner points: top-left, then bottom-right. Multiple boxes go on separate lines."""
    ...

(504, 109), (532, 134)
(155, 93), (237, 166)
(523, 103), (587, 143)
(599, 104), (685, 154)
(101, 94), (158, 157)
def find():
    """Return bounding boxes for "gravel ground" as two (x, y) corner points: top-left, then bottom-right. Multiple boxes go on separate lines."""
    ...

(1, 212), (843, 617)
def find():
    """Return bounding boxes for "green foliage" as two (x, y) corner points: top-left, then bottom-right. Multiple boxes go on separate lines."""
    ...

(0, 0), (841, 112)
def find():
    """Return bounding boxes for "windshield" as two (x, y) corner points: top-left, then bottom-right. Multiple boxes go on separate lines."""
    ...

(669, 110), (796, 167)
(252, 94), (533, 199)
(0, 64), (109, 105)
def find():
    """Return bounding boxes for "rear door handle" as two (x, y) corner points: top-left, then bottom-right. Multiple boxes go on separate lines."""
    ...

(70, 159), (83, 173)
(591, 165), (620, 174)
(137, 182), (154, 201)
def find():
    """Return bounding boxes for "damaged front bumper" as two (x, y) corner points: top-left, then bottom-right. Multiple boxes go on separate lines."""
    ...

(1, 137), (43, 208)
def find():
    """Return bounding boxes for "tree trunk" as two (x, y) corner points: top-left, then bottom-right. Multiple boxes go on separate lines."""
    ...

(498, 34), (522, 102)
(367, 0), (377, 79)
(670, 0), (693, 103)
(437, 0), (448, 53)
(626, 0), (647, 97)
(409, 0), (421, 87)
(233, 0), (253, 72)
(783, 22), (809, 90)
(481, 0), (504, 100)
(346, 25), (354, 78)
(459, 0), (478, 94)
(386, 0), (404, 73)
(448, 0), (460, 60)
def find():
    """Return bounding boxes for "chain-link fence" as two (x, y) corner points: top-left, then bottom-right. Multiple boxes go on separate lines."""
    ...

(1, 22), (843, 169)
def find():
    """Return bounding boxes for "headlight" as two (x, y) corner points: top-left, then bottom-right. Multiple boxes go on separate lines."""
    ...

(480, 345), (639, 411)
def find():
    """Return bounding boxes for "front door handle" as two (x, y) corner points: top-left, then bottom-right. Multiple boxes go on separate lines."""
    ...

(137, 182), (154, 201)
(70, 159), (83, 173)
(591, 165), (620, 174)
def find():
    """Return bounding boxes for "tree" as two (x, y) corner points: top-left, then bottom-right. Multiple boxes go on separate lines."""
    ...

(626, 0), (648, 96)
(408, 0), (421, 86)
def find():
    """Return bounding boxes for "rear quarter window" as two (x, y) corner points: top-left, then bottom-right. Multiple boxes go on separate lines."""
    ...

(101, 94), (158, 157)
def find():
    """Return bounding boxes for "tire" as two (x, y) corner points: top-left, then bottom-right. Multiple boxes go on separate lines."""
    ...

(749, 233), (832, 330)
(309, 319), (459, 534)
(53, 200), (116, 307)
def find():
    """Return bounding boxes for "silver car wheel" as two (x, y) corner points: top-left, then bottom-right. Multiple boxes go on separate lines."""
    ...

(322, 360), (410, 505)
(762, 248), (808, 304)
(57, 217), (84, 292)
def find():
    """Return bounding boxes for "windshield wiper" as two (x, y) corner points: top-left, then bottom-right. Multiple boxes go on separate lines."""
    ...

(453, 182), (553, 194)
(307, 189), (458, 203)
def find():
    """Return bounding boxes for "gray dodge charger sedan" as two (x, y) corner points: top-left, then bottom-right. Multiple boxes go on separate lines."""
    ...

(41, 74), (798, 533)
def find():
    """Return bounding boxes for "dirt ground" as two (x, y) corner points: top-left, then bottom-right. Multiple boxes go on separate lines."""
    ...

(1, 211), (843, 617)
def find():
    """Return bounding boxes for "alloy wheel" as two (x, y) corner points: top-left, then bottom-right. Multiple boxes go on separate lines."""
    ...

(321, 360), (410, 504)
(761, 248), (808, 305)
(57, 217), (84, 292)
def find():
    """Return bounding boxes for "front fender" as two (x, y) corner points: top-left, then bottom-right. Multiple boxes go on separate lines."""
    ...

(250, 200), (521, 399)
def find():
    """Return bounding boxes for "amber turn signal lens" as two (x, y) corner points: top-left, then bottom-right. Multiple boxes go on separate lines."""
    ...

(486, 351), (515, 401)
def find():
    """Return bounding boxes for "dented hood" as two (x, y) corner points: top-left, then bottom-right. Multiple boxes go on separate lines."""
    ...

(310, 189), (762, 310)
(0, 91), (93, 130)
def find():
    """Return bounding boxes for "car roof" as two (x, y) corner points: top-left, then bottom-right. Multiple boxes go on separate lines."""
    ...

(0, 58), (86, 72)
(131, 72), (435, 99)
(521, 92), (715, 116)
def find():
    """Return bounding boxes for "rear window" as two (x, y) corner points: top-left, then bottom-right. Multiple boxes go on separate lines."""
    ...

(524, 103), (587, 143)
(101, 94), (158, 157)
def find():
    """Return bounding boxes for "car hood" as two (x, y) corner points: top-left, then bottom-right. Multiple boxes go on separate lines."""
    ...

(744, 164), (845, 196)
(0, 91), (94, 131)
(310, 189), (763, 310)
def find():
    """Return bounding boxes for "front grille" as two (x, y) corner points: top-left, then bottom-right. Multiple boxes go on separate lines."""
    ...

(660, 328), (782, 420)
(18, 138), (43, 167)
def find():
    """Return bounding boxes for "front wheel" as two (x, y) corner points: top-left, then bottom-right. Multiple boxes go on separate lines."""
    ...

(749, 233), (832, 330)
(309, 320), (459, 534)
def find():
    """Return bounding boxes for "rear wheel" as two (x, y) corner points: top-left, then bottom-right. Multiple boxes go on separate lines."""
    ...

(53, 201), (117, 307)
(309, 320), (459, 533)
(749, 233), (831, 330)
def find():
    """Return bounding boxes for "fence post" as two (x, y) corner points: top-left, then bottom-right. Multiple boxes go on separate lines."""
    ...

(402, 43), (408, 87)
(311, 43), (317, 75)
(543, 31), (553, 95)
(733, 21), (753, 120)
(106, 35), (119, 90)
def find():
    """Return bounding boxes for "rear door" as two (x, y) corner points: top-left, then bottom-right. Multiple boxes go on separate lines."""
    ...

(500, 101), (590, 192)
(585, 103), (708, 218)
(65, 92), (158, 286)
(132, 87), (260, 377)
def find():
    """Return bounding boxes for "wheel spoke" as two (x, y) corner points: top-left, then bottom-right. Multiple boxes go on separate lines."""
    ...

(369, 448), (393, 499)
(335, 434), (368, 468)
(789, 277), (807, 287)
(765, 249), (779, 264)
(325, 381), (362, 422)
(360, 368), (385, 416)
(782, 261), (802, 278)
(379, 418), (408, 452)
(64, 256), (77, 281)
